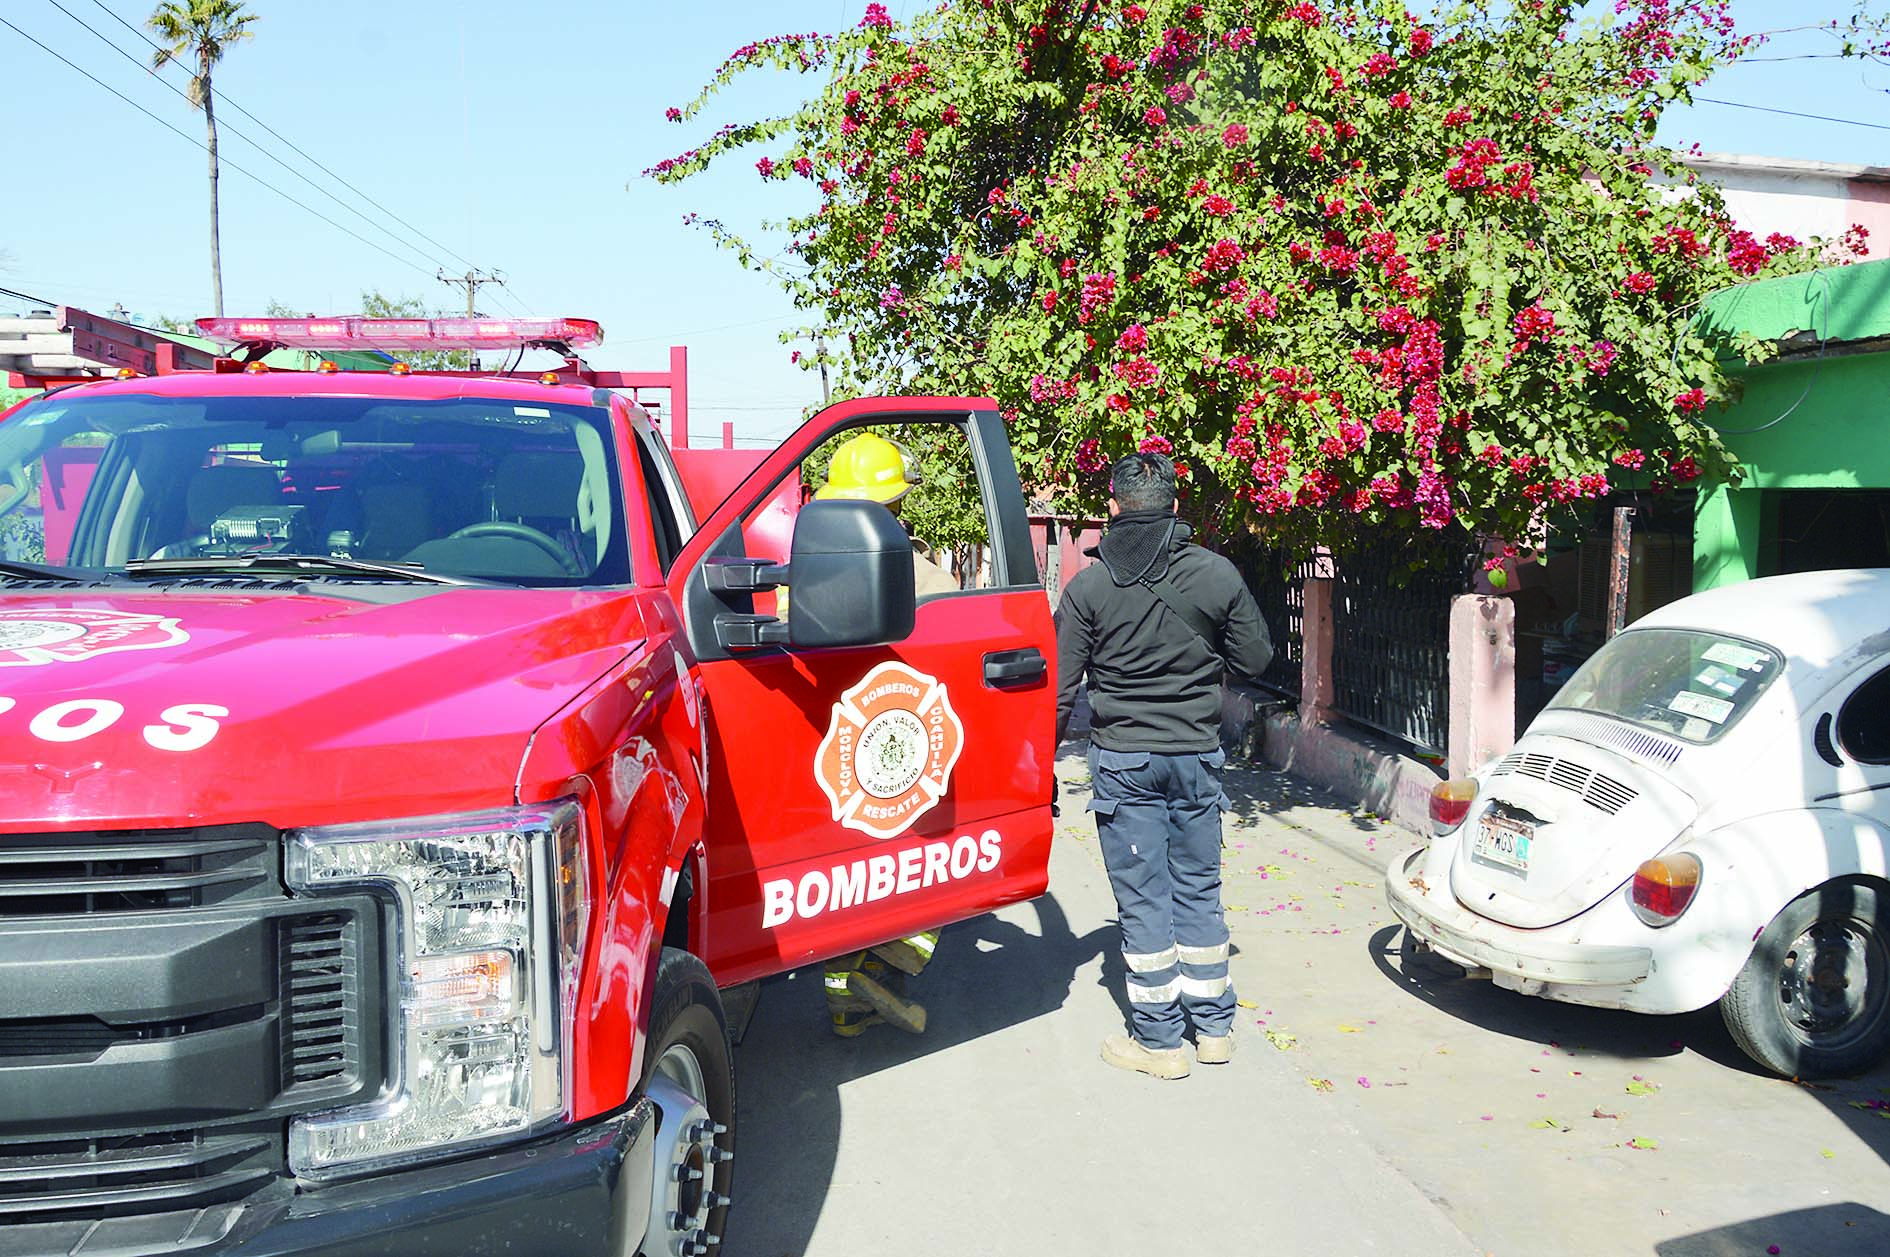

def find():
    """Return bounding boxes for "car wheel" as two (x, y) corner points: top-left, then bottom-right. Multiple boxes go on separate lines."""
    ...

(637, 948), (735, 1257)
(1721, 881), (1890, 1079)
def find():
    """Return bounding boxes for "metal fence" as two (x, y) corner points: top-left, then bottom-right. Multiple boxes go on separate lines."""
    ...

(1329, 533), (1476, 756)
(1221, 540), (1309, 700)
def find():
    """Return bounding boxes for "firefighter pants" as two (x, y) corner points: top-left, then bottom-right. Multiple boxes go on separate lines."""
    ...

(1088, 746), (1237, 1050)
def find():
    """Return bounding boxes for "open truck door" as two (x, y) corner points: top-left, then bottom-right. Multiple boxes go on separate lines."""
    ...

(666, 398), (1055, 985)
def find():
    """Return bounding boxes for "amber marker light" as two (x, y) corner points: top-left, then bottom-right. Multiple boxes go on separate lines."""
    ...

(1630, 852), (1702, 926)
(389, 361), (413, 375)
(539, 371), (561, 386)
(1429, 777), (1478, 835)
(115, 367), (138, 379)
(316, 360), (341, 374)
(243, 360), (270, 374)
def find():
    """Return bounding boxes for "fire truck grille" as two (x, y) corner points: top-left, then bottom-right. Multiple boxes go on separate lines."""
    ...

(0, 1124), (281, 1220)
(280, 912), (365, 1092)
(0, 826), (277, 916)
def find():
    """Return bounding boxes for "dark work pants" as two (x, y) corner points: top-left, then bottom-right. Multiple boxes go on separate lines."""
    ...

(1087, 746), (1237, 1050)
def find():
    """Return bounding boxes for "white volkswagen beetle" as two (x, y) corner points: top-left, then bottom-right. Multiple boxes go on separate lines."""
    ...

(1388, 569), (1890, 1078)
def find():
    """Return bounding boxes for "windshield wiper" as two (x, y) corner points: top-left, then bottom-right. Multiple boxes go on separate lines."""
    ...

(0, 558), (116, 583)
(122, 554), (482, 586)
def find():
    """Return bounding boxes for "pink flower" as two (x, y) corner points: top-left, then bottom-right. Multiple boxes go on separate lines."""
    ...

(859, 2), (892, 30)
(1114, 357), (1161, 388)
(1512, 302), (1559, 346)
(1586, 340), (1619, 376)
(1203, 194), (1234, 216)
(1361, 53), (1398, 77)
(1624, 271), (1656, 294)
(1138, 433), (1174, 454)
(1222, 123), (1249, 147)
(907, 129), (928, 156)
(793, 156), (814, 177)
(1203, 238), (1246, 272)
(1283, 2), (1321, 27)
(664, 106), (683, 122)
(1042, 290), (1059, 312)
(941, 104), (960, 126)
(1079, 272), (1117, 324)
(1673, 388), (1708, 414)
(1410, 27), (1434, 55)
(1144, 106), (1168, 127)
(1123, 3), (1148, 22)
(1443, 106), (1472, 127)
(1116, 323), (1149, 352)
(944, 253), (963, 271)
(1389, 91), (1412, 109)
(1612, 448), (1646, 469)
(1075, 438), (1107, 472)
(755, 157), (775, 177)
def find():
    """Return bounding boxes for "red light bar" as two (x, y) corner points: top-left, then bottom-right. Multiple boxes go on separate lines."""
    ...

(194, 316), (604, 351)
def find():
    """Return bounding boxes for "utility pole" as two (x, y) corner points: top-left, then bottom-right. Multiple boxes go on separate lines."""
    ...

(437, 268), (505, 317)
(789, 328), (832, 404)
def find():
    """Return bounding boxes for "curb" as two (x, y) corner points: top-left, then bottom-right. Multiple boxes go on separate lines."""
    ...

(1222, 685), (1441, 836)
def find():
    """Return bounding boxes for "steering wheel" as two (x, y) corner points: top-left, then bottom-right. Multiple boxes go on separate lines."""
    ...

(445, 522), (581, 576)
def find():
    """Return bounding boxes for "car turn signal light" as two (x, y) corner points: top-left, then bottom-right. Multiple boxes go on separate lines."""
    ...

(1630, 852), (1701, 926)
(1429, 777), (1477, 834)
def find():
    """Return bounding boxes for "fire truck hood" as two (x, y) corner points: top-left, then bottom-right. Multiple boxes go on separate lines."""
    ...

(0, 588), (646, 830)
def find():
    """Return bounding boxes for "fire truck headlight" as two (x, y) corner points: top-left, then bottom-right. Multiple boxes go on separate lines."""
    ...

(284, 801), (589, 1180)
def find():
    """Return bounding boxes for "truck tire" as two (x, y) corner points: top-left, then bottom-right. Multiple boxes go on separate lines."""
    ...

(1720, 881), (1889, 1079)
(637, 948), (735, 1257)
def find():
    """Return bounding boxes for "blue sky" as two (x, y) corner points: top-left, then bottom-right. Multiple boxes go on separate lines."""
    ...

(2, 1), (1883, 443)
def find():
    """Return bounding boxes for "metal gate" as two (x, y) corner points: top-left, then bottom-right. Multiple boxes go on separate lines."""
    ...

(1222, 539), (1309, 700)
(1329, 534), (1474, 755)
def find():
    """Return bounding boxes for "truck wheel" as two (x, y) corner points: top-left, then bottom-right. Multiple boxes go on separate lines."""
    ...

(638, 948), (735, 1257)
(1721, 882), (1890, 1079)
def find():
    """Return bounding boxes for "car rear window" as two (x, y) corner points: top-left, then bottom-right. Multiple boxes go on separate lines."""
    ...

(1546, 628), (1783, 745)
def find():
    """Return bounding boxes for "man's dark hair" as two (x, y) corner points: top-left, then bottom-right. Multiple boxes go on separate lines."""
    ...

(1109, 452), (1177, 512)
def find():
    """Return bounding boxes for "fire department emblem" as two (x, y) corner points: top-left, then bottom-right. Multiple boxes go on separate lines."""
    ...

(815, 661), (964, 840)
(0, 608), (189, 667)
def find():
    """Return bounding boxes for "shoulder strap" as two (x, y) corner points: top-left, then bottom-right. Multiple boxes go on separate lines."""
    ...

(1143, 572), (1223, 664)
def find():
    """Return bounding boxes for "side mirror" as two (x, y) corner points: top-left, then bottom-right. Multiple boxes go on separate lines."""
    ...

(784, 499), (916, 648)
(709, 499), (916, 650)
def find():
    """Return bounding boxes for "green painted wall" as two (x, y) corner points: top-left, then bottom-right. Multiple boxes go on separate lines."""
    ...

(1692, 262), (1890, 591)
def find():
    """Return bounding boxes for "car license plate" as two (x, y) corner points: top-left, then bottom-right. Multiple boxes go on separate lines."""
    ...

(1474, 814), (1534, 873)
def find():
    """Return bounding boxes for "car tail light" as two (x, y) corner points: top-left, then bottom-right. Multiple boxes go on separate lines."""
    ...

(1630, 852), (1701, 926)
(1430, 777), (1477, 834)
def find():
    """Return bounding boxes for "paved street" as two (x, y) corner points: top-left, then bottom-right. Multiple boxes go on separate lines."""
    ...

(734, 746), (1890, 1257)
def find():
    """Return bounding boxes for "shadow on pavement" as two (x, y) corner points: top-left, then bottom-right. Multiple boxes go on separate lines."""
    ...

(729, 891), (1115, 1257)
(1653, 1203), (1890, 1256)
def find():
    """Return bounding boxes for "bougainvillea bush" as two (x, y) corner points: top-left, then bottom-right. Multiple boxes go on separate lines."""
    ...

(650, 0), (1868, 554)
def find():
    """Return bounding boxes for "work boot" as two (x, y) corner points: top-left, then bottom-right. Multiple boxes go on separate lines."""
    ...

(1100, 1034), (1190, 1080)
(846, 967), (927, 1034)
(1194, 1033), (1235, 1065)
(823, 953), (873, 1016)
(830, 1009), (883, 1038)
(869, 931), (938, 977)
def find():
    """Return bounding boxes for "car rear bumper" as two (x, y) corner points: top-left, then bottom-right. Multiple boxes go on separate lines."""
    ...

(0, 1100), (654, 1257)
(1386, 845), (1654, 988)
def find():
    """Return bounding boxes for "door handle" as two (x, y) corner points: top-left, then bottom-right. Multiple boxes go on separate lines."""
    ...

(983, 648), (1046, 688)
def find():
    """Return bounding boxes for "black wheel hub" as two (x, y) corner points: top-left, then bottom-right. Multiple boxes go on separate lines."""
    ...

(1777, 916), (1888, 1047)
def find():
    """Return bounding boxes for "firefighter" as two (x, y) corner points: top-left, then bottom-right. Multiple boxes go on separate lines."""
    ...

(815, 433), (950, 1035)
(813, 432), (960, 599)
(1054, 452), (1274, 1078)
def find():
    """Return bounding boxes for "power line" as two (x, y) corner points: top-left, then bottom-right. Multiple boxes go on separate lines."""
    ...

(86, 0), (486, 273)
(0, 13), (436, 278)
(1691, 95), (1890, 132)
(45, 0), (447, 276)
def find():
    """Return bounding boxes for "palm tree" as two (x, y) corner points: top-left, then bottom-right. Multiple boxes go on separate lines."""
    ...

(148, 1), (257, 317)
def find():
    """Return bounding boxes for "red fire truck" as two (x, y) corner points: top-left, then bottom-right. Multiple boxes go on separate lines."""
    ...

(0, 315), (1055, 1256)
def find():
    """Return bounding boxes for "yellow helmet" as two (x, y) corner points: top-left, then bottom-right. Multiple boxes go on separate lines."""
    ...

(814, 433), (919, 504)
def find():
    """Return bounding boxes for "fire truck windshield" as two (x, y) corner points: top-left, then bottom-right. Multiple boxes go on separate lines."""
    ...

(0, 391), (631, 586)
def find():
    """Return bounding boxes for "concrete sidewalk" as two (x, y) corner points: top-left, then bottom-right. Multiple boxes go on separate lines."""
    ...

(730, 752), (1479, 1257)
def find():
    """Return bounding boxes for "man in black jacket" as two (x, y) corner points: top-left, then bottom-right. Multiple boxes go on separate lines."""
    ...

(1055, 452), (1274, 1079)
